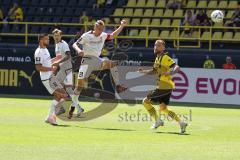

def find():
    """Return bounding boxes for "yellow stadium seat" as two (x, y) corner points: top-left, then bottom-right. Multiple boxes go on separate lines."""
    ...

(141, 18), (151, 25)
(228, 1), (238, 9)
(129, 29), (139, 36)
(124, 8), (133, 17)
(104, 17), (110, 24)
(206, 10), (213, 18)
(174, 9), (183, 17)
(153, 9), (163, 17)
(136, 0), (146, 7)
(226, 10), (234, 19)
(163, 9), (173, 17)
(212, 32), (223, 40)
(223, 32), (233, 40)
(113, 8), (123, 16)
(197, 1), (207, 8)
(143, 9), (153, 17)
(160, 30), (170, 39)
(169, 30), (178, 39)
(167, 0), (174, 4)
(131, 18), (140, 25)
(180, 31), (186, 37)
(218, 1), (228, 8)
(186, 1), (196, 8)
(126, 0), (136, 7)
(160, 19), (171, 27)
(234, 32), (240, 40)
(146, 0), (155, 7)
(201, 32), (210, 40)
(124, 18), (130, 24)
(224, 20), (231, 26)
(156, 0), (166, 7)
(172, 19), (181, 26)
(151, 19), (161, 26)
(208, 1), (218, 8)
(213, 21), (223, 28)
(191, 31), (200, 38)
(149, 30), (159, 38)
(138, 29), (147, 37)
(114, 18), (120, 23)
(133, 9), (143, 17)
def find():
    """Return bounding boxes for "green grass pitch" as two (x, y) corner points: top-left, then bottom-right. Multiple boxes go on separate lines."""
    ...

(0, 97), (240, 160)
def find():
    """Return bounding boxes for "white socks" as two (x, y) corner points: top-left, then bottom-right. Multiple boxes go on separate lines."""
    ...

(48, 99), (59, 117)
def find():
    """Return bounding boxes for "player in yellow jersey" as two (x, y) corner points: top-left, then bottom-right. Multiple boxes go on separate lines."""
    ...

(138, 40), (188, 133)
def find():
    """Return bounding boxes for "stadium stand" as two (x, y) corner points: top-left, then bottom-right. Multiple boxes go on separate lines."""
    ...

(0, 0), (240, 50)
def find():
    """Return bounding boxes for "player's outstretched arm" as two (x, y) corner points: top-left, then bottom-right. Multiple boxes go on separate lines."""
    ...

(109, 20), (127, 40)
(138, 68), (156, 75)
(35, 64), (53, 72)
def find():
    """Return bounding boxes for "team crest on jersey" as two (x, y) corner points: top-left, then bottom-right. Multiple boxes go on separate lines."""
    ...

(36, 57), (41, 62)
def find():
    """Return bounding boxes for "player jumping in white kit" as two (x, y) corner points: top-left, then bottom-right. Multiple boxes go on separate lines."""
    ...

(71, 20), (128, 115)
(34, 33), (68, 125)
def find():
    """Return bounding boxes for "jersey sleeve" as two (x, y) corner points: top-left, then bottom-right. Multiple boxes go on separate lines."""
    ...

(102, 32), (111, 41)
(63, 42), (70, 53)
(76, 33), (88, 45)
(163, 55), (176, 68)
(34, 50), (43, 65)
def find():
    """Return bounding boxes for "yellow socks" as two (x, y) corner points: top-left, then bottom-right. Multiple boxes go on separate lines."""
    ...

(162, 108), (180, 122)
(143, 98), (158, 121)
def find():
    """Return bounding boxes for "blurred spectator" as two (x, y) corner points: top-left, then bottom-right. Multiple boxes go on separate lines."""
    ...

(101, 44), (110, 57)
(93, 0), (105, 11)
(196, 10), (210, 26)
(225, 5), (240, 32)
(86, 16), (96, 30)
(182, 10), (196, 36)
(166, 0), (186, 9)
(203, 55), (215, 69)
(0, 8), (3, 31)
(195, 10), (210, 32)
(222, 56), (236, 69)
(7, 3), (23, 22)
(79, 11), (89, 24)
(104, 17), (116, 33)
(0, 8), (3, 21)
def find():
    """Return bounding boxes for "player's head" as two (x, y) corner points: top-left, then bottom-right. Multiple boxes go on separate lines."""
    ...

(226, 56), (232, 63)
(94, 20), (105, 36)
(154, 40), (165, 54)
(52, 29), (62, 43)
(38, 33), (49, 46)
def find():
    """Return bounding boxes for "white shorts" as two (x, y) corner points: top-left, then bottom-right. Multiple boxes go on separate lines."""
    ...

(78, 56), (103, 79)
(64, 71), (73, 85)
(42, 76), (63, 94)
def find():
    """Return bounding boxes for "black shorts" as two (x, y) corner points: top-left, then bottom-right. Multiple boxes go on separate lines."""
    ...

(147, 89), (172, 105)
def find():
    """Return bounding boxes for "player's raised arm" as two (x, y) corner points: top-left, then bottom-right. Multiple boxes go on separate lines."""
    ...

(108, 20), (127, 40)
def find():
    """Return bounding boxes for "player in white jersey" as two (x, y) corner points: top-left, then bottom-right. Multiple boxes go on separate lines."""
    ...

(51, 29), (84, 118)
(71, 19), (127, 110)
(34, 33), (68, 125)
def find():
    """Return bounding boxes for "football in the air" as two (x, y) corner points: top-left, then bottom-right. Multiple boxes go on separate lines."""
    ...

(211, 10), (224, 23)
